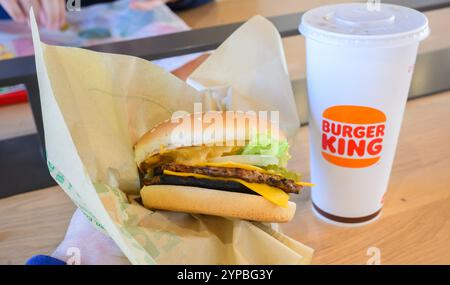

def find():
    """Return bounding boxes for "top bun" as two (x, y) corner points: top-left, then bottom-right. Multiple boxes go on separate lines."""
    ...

(134, 111), (284, 167)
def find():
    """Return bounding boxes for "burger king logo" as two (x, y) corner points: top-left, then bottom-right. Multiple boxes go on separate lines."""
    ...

(321, 105), (386, 168)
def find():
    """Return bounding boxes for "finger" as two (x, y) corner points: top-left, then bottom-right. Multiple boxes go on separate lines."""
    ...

(52, 0), (62, 29)
(38, 6), (46, 27)
(32, 0), (41, 23)
(18, 0), (41, 25)
(58, 0), (67, 28)
(18, 0), (31, 12)
(0, 0), (27, 22)
(130, 0), (164, 11)
(38, 0), (49, 28)
(29, 0), (41, 24)
(50, 0), (61, 30)
(40, 0), (59, 29)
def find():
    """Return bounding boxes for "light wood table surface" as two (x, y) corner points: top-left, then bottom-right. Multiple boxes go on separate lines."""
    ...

(1, 91), (450, 265)
(1, 0), (450, 265)
(286, 91), (450, 265)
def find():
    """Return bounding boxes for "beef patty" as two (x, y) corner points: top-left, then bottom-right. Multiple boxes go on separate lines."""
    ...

(144, 163), (302, 194)
(143, 175), (259, 195)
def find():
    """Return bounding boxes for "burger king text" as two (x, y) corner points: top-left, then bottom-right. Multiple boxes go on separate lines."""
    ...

(321, 105), (387, 168)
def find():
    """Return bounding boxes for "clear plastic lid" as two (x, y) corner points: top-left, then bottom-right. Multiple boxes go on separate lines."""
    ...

(299, 3), (430, 47)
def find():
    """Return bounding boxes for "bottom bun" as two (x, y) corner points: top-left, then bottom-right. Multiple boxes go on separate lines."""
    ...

(140, 185), (296, 223)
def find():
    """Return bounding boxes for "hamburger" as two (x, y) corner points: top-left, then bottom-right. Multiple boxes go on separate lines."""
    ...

(135, 112), (311, 222)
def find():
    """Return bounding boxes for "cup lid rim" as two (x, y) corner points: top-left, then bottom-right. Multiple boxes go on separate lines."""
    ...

(299, 3), (430, 47)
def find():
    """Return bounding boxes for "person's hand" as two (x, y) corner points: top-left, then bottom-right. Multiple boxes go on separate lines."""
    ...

(51, 209), (130, 265)
(129, 0), (172, 11)
(39, 0), (66, 30)
(0, 0), (66, 30)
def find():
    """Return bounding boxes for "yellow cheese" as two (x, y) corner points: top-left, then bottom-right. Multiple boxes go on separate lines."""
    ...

(296, 181), (315, 187)
(163, 170), (289, 208)
(195, 161), (267, 172)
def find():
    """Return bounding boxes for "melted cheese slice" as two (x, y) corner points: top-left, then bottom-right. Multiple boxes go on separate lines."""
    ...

(163, 170), (289, 208)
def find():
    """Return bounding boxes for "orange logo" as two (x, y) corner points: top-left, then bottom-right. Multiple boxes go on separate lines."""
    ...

(321, 105), (386, 168)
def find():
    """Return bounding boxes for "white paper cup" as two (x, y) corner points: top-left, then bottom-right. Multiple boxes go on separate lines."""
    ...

(299, 3), (429, 226)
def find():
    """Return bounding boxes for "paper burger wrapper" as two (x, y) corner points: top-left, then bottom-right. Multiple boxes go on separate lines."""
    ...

(30, 8), (312, 264)
(186, 16), (300, 136)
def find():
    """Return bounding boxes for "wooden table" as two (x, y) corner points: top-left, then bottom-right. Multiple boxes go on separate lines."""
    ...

(1, 91), (449, 265)
(1, 0), (450, 265)
(286, 91), (450, 265)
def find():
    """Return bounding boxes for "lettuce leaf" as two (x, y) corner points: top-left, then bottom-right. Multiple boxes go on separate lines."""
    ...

(263, 165), (302, 182)
(240, 133), (291, 167)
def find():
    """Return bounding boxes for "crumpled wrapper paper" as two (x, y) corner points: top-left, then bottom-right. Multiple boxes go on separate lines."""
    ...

(31, 8), (312, 264)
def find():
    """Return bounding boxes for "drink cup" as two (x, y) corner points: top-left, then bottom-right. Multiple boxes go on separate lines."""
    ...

(299, 3), (430, 226)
